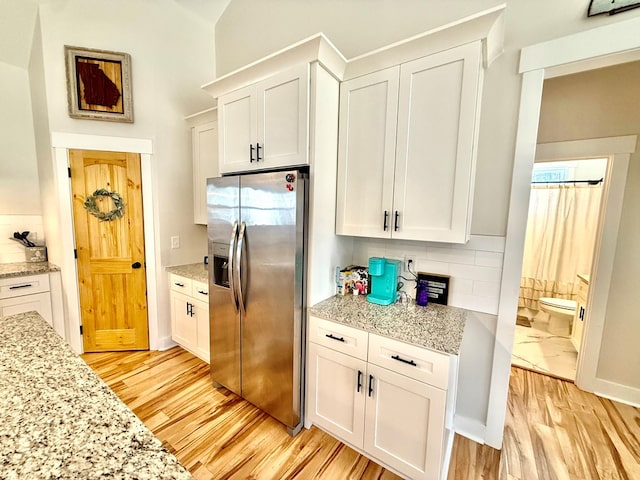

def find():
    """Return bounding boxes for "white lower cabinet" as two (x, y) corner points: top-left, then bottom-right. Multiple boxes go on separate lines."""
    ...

(169, 274), (209, 363)
(364, 363), (446, 480)
(0, 274), (53, 326)
(308, 342), (366, 446)
(307, 315), (455, 480)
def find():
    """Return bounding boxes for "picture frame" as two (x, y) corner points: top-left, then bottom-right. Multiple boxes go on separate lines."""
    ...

(588, 0), (640, 16)
(64, 46), (133, 123)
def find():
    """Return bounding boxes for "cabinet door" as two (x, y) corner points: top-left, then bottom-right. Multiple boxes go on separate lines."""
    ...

(307, 342), (366, 448)
(0, 292), (53, 326)
(193, 120), (218, 224)
(256, 64), (309, 170)
(170, 291), (197, 353)
(571, 301), (586, 351)
(336, 67), (399, 238)
(364, 363), (446, 480)
(393, 41), (482, 243)
(218, 85), (257, 174)
(194, 299), (210, 363)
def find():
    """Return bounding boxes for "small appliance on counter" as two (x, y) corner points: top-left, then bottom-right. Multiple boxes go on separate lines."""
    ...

(367, 257), (401, 305)
(336, 265), (368, 295)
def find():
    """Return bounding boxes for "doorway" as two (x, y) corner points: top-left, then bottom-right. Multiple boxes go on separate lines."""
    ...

(50, 133), (159, 355)
(69, 149), (149, 352)
(511, 157), (607, 381)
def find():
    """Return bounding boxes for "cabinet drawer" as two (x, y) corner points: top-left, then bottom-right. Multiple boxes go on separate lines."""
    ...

(192, 280), (209, 303)
(309, 315), (368, 361)
(169, 274), (192, 295)
(368, 333), (450, 389)
(0, 274), (50, 300)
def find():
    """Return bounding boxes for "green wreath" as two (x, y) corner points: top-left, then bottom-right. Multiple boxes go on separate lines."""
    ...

(84, 188), (126, 222)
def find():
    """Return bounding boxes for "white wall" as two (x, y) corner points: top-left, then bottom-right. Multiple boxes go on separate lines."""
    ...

(538, 62), (640, 390)
(0, 62), (41, 215)
(37, 0), (215, 265)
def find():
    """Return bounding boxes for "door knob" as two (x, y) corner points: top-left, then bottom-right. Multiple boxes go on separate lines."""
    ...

(132, 262), (142, 269)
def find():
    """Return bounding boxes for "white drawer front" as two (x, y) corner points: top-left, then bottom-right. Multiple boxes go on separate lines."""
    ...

(192, 280), (209, 303)
(309, 315), (368, 361)
(0, 274), (50, 300)
(368, 333), (450, 389)
(169, 274), (192, 295)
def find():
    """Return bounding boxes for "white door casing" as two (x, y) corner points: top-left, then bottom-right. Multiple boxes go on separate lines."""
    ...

(489, 16), (640, 448)
(50, 133), (159, 354)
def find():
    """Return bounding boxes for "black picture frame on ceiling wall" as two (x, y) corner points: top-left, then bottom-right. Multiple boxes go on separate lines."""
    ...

(64, 45), (133, 123)
(588, 0), (640, 16)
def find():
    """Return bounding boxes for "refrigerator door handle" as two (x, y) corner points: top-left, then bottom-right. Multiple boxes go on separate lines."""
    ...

(235, 221), (247, 316)
(228, 221), (239, 311)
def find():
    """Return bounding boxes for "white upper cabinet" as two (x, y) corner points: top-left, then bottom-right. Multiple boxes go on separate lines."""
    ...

(192, 118), (218, 225)
(336, 41), (483, 243)
(336, 67), (399, 237)
(218, 64), (309, 174)
(186, 107), (218, 225)
(218, 87), (256, 173)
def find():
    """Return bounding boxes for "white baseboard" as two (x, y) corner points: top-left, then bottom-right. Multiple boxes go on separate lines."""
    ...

(155, 336), (177, 351)
(454, 414), (487, 444)
(593, 379), (640, 408)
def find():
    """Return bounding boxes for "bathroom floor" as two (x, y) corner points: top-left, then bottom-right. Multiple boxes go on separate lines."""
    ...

(511, 324), (578, 381)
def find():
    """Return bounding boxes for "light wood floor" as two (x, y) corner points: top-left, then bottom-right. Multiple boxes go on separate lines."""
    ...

(82, 347), (640, 480)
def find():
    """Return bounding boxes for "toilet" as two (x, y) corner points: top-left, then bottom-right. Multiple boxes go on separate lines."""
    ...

(538, 297), (576, 336)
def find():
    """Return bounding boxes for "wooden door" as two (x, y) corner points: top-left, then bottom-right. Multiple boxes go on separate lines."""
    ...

(364, 363), (446, 480)
(218, 85), (257, 174)
(257, 63), (309, 170)
(70, 149), (148, 352)
(307, 342), (366, 448)
(336, 67), (399, 238)
(393, 41), (482, 243)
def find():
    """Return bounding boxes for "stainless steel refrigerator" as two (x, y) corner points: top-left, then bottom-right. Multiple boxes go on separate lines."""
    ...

(207, 169), (307, 435)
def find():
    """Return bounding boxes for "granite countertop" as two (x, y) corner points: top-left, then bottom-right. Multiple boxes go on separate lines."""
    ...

(310, 294), (466, 355)
(0, 311), (192, 480)
(0, 261), (60, 279)
(166, 263), (208, 283)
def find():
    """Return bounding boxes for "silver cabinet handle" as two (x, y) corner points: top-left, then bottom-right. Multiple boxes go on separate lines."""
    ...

(235, 221), (247, 316)
(228, 221), (239, 311)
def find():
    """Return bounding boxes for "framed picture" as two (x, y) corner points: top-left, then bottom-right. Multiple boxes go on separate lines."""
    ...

(65, 46), (133, 123)
(588, 0), (640, 16)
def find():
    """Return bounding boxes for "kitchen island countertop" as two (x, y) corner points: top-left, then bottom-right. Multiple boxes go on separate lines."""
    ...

(0, 261), (60, 279)
(310, 294), (466, 355)
(0, 311), (192, 480)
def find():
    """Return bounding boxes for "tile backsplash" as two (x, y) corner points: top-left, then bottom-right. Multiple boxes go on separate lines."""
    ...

(352, 235), (505, 315)
(0, 215), (45, 263)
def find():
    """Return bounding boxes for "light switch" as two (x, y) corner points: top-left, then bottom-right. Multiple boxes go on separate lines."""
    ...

(170, 236), (180, 249)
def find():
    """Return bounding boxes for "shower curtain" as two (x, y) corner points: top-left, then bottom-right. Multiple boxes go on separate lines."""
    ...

(519, 184), (603, 311)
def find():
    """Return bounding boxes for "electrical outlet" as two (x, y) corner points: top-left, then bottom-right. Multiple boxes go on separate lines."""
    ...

(404, 255), (416, 273)
(170, 235), (180, 249)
